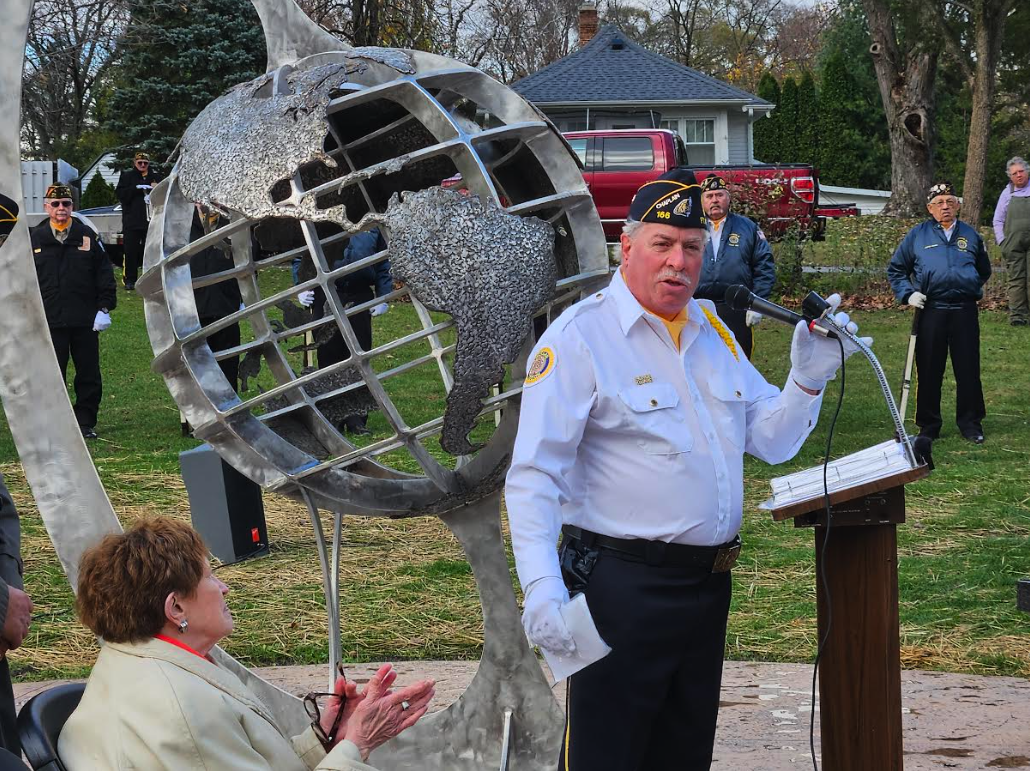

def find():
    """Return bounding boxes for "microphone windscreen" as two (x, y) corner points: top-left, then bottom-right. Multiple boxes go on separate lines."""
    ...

(725, 285), (752, 311)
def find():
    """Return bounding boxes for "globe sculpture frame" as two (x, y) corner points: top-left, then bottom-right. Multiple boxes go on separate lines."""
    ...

(0, 0), (610, 768)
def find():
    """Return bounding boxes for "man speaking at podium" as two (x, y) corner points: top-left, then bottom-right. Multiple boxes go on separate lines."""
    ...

(506, 170), (870, 770)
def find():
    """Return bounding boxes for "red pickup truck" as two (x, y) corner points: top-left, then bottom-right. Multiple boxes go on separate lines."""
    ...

(562, 129), (825, 242)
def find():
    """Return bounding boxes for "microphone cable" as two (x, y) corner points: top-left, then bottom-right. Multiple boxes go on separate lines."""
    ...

(809, 335), (847, 771)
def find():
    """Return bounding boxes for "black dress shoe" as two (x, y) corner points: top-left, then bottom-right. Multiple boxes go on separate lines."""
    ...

(80, 425), (98, 440)
(962, 432), (985, 444)
(1012, 319), (1029, 327)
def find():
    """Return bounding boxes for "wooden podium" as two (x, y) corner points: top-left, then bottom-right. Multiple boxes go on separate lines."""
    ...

(761, 442), (930, 770)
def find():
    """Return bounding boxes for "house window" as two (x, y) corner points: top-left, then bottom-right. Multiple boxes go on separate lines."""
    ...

(601, 137), (654, 171)
(683, 119), (715, 165)
(661, 119), (716, 165)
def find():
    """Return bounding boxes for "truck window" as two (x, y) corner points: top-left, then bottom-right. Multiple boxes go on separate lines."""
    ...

(567, 138), (588, 166)
(601, 137), (654, 172)
(675, 135), (689, 166)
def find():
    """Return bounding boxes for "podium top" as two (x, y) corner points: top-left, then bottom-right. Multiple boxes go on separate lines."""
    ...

(759, 438), (930, 522)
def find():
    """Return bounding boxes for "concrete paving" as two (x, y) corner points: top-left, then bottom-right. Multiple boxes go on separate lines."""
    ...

(15, 661), (1030, 769)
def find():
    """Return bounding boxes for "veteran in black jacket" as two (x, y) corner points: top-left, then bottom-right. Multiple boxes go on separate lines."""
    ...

(887, 182), (992, 444)
(189, 207), (243, 391)
(31, 185), (117, 438)
(115, 151), (161, 290)
(695, 175), (776, 359)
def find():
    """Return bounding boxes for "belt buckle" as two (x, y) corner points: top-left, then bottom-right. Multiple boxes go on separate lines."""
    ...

(712, 541), (741, 573)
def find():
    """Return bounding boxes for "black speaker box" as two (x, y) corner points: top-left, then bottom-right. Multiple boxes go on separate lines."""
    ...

(179, 444), (268, 564)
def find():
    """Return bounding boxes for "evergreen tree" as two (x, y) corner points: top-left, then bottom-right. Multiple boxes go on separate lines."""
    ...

(778, 76), (799, 162)
(796, 72), (819, 166)
(753, 72), (781, 163)
(81, 173), (119, 209)
(816, 0), (892, 189)
(103, 0), (265, 171)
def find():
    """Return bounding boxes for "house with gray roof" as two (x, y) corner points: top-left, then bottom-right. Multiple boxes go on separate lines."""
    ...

(511, 20), (772, 165)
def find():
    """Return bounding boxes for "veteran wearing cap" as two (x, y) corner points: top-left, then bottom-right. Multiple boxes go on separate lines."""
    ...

(30, 185), (117, 439)
(888, 181), (991, 444)
(115, 151), (162, 290)
(693, 175), (775, 360)
(506, 171), (870, 770)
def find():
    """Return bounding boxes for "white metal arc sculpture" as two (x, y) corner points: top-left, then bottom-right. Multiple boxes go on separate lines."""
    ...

(3, 0), (610, 768)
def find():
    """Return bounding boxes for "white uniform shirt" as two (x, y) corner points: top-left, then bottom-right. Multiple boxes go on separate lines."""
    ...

(505, 269), (824, 589)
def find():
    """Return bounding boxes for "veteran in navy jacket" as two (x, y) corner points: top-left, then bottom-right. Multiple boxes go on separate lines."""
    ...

(887, 181), (992, 444)
(694, 175), (776, 359)
(31, 184), (117, 439)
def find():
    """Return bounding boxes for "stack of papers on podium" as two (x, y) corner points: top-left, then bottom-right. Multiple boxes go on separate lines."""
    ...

(758, 438), (917, 511)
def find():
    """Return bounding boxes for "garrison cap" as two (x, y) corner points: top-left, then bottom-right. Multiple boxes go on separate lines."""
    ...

(0, 192), (18, 241)
(45, 184), (73, 200)
(628, 169), (706, 229)
(927, 181), (956, 203)
(134, 151), (150, 161)
(700, 175), (729, 193)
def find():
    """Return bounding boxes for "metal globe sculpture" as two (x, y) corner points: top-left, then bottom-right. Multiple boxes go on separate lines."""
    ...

(134, 1), (609, 768)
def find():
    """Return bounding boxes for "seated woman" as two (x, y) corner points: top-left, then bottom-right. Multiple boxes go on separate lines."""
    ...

(59, 517), (435, 770)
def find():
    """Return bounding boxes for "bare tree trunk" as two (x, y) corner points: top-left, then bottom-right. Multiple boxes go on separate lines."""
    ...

(862, 0), (937, 217)
(960, 0), (1011, 226)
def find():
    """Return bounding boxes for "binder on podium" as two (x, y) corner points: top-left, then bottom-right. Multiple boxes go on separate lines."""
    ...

(760, 438), (930, 771)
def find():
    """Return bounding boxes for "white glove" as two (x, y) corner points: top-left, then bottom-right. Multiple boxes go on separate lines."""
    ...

(135, 184), (152, 190)
(907, 291), (927, 309)
(521, 576), (576, 656)
(298, 290), (315, 308)
(789, 294), (872, 391)
(93, 310), (111, 332)
(745, 310), (763, 327)
(370, 302), (389, 317)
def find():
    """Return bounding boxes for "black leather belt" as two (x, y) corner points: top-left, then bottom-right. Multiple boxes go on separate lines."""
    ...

(562, 526), (741, 572)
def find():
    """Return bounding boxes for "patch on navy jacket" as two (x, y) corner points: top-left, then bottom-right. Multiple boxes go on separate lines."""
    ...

(957, 237), (968, 251)
(728, 233), (740, 246)
(525, 346), (556, 387)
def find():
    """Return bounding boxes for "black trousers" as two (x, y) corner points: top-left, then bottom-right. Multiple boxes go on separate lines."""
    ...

(915, 304), (986, 438)
(0, 658), (19, 756)
(123, 227), (148, 286)
(317, 290), (374, 427)
(200, 318), (241, 393)
(712, 301), (753, 360)
(558, 549), (732, 771)
(51, 326), (102, 428)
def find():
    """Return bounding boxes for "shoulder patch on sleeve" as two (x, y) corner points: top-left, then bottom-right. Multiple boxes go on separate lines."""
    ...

(524, 346), (557, 387)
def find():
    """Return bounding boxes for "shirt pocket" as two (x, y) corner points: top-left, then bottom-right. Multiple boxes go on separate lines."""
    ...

(706, 375), (747, 450)
(617, 383), (693, 455)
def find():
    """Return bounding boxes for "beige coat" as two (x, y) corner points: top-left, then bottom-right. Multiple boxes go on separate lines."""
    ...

(58, 639), (377, 771)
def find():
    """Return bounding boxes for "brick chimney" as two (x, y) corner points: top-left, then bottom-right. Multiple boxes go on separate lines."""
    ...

(578, 1), (598, 48)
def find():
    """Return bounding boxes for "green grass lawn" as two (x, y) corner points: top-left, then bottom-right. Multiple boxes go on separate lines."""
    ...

(1, 266), (1028, 681)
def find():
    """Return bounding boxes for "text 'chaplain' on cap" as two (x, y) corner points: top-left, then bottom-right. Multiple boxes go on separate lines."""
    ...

(628, 169), (706, 229)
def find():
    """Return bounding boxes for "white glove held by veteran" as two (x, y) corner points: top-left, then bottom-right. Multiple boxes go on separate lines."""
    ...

(370, 302), (389, 317)
(522, 576), (575, 656)
(789, 294), (872, 391)
(745, 310), (763, 327)
(135, 184), (152, 190)
(93, 310), (111, 332)
(907, 291), (927, 309)
(298, 290), (316, 308)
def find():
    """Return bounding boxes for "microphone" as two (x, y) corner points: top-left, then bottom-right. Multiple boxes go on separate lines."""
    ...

(724, 285), (839, 340)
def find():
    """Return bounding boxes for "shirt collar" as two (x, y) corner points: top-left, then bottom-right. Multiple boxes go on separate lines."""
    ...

(609, 267), (705, 338)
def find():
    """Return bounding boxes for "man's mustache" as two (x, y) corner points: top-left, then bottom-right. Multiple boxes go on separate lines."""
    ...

(657, 268), (692, 287)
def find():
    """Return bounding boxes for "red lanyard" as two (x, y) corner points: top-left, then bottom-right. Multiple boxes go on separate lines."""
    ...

(154, 633), (207, 661)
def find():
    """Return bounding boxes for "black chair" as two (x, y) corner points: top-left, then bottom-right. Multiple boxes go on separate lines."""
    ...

(0, 748), (29, 770)
(16, 683), (84, 771)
